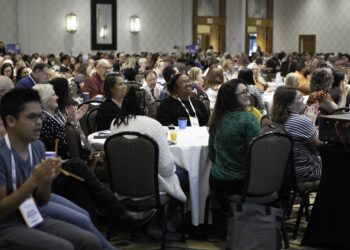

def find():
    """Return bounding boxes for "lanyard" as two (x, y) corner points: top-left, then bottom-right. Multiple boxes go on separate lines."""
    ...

(176, 97), (197, 118)
(4, 134), (33, 192)
(28, 74), (37, 85)
(42, 110), (65, 127)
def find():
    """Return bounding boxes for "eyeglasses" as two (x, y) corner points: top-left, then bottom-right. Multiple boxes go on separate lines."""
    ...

(235, 89), (249, 96)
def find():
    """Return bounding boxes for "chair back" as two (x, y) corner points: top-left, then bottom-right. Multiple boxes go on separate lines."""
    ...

(197, 90), (210, 113)
(104, 131), (160, 199)
(260, 114), (271, 127)
(78, 101), (102, 136)
(248, 94), (258, 109)
(86, 107), (99, 134)
(243, 132), (292, 201)
(64, 122), (83, 158)
(126, 82), (142, 92)
(330, 107), (350, 114)
(77, 100), (102, 109)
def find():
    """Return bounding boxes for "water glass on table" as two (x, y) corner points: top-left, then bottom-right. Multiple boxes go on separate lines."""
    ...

(178, 117), (187, 129)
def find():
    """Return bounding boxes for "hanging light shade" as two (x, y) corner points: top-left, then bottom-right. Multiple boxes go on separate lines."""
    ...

(66, 12), (78, 33)
(129, 15), (141, 33)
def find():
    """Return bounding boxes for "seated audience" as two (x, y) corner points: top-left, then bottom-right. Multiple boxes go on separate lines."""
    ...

(159, 65), (177, 100)
(222, 58), (235, 82)
(0, 75), (15, 135)
(15, 66), (32, 83)
(0, 62), (14, 81)
(238, 68), (267, 114)
(203, 66), (224, 111)
(307, 67), (349, 114)
(284, 72), (300, 89)
(73, 62), (92, 91)
(157, 74), (209, 126)
(16, 62), (51, 88)
(0, 88), (102, 250)
(270, 86), (322, 182)
(32, 84), (155, 227)
(111, 87), (188, 202)
(83, 59), (111, 99)
(96, 73), (127, 131)
(247, 62), (268, 91)
(208, 79), (260, 195)
(331, 69), (350, 107)
(142, 70), (161, 118)
(294, 59), (310, 95)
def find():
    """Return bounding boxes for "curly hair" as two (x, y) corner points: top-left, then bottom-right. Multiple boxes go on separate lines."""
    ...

(310, 67), (334, 92)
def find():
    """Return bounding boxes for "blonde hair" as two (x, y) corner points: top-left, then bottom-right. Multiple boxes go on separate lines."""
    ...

(33, 84), (55, 111)
(284, 72), (299, 88)
(188, 67), (202, 82)
(203, 66), (224, 90)
(222, 59), (233, 71)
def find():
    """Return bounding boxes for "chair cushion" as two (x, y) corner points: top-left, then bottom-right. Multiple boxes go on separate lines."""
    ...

(117, 193), (173, 207)
(210, 190), (279, 205)
(296, 180), (320, 192)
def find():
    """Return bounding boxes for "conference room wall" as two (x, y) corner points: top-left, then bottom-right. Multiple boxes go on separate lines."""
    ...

(1, 0), (349, 55)
(0, 0), (192, 55)
(274, 0), (350, 53)
(226, 0), (246, 53)
(0, 0), (18, 46)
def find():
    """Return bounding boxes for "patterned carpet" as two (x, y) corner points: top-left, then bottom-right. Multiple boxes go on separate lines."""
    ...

(97, 200), (314, 250)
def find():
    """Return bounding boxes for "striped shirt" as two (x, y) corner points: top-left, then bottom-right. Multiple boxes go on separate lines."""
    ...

(284, 113), (322, 182)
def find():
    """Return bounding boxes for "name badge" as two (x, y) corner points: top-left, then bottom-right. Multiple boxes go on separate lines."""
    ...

(19, 197), (44, 228)
(189, 116), (199, 127)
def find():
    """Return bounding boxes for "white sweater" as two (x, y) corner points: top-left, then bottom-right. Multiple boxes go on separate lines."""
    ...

(110, 116), (187, 202)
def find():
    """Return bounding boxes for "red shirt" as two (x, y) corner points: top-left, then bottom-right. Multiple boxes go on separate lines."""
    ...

(83, 73), (104, 98)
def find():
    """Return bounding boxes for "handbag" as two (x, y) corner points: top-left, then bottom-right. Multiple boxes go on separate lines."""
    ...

(226, 203), (283, 250)
(88, 150), (110, 182)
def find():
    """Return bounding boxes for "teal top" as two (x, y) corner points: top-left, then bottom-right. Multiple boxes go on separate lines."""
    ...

(209, 111), (260, 180)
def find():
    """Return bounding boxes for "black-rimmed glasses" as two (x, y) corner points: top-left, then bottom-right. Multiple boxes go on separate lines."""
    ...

(235, 89), (249, 96)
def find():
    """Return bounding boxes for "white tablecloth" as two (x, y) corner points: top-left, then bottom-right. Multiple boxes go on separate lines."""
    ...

(88, 127), (211, 226)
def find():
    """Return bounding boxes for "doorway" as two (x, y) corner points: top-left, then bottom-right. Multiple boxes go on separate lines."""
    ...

(299, 35), (316, 54)
(245, 0), (274, 55)
(196, 24), (220, 53)
(193, 0), (226, 53)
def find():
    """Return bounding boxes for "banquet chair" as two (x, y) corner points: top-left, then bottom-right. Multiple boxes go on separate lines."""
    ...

(203, 132), (293, 248)
(260, 114), (271, 127)
(65, 122), (83, 159)
(135, 73), (143, 83)
(197, 90), (210, 113)
(330, 107), (350, 114)
(289, 165), (319, 239)
(77, 100), (102, 109)
(104, 131), (185, 249)
(248, 94), (258, 109)
(86, 107), (99, 135)
(78, 100), (102, 136)
(126, 82), (142, 91)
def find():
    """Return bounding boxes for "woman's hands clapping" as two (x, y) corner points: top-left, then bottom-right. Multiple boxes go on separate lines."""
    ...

(304, 103), (320, 124)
